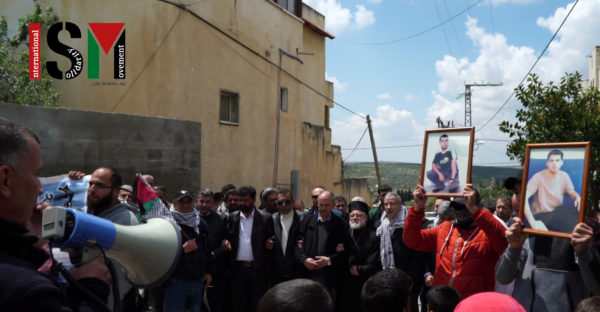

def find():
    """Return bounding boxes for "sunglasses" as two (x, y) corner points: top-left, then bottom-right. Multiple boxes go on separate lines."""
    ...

(311, 195), (318, 199)
(278, 200), (292, 205)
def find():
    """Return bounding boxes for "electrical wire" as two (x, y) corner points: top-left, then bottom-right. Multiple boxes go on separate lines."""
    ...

(337, 0), (483, 46)
(433, 0), (454, 55)
(442, 0), (465, 57)
(488, 0), (501, 71)
(343, 126), (369, 162)
(157, 0), (366, 120)
(476, 0), (580, 133)
(341, 143), (422, 150)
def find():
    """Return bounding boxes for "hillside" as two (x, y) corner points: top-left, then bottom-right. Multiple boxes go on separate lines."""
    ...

(343, 161), (522, 193)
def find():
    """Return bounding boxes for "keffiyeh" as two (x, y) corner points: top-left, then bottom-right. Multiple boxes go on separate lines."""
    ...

(376, 206), (407, 269)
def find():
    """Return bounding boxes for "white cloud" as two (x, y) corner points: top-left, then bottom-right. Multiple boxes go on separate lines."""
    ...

(354, 5), (376, 29)
(326, 72), (348, 92)
(377, 92), (391, 100)
(303, 0), (375, 35)
(332, 104), (425, 162)
(404, 93), (416, 102)
(429, 1), (600, 165)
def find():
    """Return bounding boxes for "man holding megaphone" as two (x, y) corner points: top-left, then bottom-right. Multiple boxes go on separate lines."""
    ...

(0, 118), (112, 311)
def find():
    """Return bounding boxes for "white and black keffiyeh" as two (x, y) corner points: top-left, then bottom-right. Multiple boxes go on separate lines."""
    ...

(170, 208), (200, 234)
(141, 199), (174, 222)
(376, 206), (407, 269)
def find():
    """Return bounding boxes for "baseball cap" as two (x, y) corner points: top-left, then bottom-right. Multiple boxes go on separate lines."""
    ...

(174, 188), (195, 202)
(450, 189), (481, 210)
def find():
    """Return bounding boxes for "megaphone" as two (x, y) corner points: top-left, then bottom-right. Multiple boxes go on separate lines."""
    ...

(41, 207), (182, 287)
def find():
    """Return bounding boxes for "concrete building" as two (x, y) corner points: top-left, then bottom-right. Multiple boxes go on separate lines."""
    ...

(583, 46), (600, 90)
(1, 0), (371, 204)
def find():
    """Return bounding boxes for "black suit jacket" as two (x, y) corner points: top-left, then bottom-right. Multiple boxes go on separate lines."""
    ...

(271, 210), (303, 283)
(225, 207), (274, 273)
(294, 212), (355, 287)
(200, 209), (228, 274)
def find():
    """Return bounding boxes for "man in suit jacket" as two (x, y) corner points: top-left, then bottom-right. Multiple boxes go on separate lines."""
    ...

(271, 188), (303, 285)
(197, 189), (228, 312)
(295, 190), (355, 302)
(222, 186), (274, 312)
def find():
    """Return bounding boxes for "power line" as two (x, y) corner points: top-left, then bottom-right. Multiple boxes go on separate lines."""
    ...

(442, 0), (465, 57)
(337, 0), (483, 46)
(343, 126), (369, 162)
(433, 0), (454, 55)
(476, 0), (580, 132)
(157, 0), (366, 120)
(488, 0), (501, 72)
(341, 143), (422, 151)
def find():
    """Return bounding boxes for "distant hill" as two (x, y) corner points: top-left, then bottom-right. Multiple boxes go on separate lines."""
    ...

(343, 161), (522, 193)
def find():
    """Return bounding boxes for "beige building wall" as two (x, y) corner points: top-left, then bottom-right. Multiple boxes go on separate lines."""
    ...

(2, 0), (348, 205)
(584, 46), (600, 90)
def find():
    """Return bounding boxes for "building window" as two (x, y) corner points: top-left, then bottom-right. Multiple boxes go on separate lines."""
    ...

(280, 87), (288, 112)
(274, 0), (300, 17)
(220, 90), (239, 125)
(325, 106), (330, 128)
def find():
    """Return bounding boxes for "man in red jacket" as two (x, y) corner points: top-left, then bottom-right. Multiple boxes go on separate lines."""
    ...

(403, 184), (507, 299)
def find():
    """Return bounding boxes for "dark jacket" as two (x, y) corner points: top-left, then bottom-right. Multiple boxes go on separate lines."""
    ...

(170, 219), (213, 281)
(200, 209), (228, 274)
(343, 225), (381, 312)
(350, 225), (381, 282)
(225, 207), (274, 273)
(0, 218), (108, 312)
(295, 212), (355, 288)
(271, 210), (303, 284)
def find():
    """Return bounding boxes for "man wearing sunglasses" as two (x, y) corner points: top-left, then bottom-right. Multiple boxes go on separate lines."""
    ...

(271, 189), (303, 285)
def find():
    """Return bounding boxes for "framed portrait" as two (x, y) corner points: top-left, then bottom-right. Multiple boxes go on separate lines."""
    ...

(518, 142), (590, 239)
(419, 127), (474, 197)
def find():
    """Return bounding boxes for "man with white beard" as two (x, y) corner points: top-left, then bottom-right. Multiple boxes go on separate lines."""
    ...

(340, 201), (380, 312)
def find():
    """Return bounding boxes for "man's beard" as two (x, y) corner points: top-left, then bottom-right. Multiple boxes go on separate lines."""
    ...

(239, 204), (252, 213)
(87, 193), (114, 214)
(350, 219), (366, 230)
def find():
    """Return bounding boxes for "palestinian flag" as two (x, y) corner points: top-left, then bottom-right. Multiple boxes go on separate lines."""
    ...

(132, 173), (172, 221)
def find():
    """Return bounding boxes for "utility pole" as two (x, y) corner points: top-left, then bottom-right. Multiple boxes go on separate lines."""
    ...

(366, 115), (381, 187)
(273, 49), (303, 187)
(462, 82), (502, 127)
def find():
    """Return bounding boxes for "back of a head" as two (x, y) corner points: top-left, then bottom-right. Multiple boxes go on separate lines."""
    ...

(575, 296), (600, 312)
(454, 292), (525, 312)
(257, 279), (333, 312)
(362, 269), (412, 312)
(425, 286), (461, 312)
(0, 118), (38, 168)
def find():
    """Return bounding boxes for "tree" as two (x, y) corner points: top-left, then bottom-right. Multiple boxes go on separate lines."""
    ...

(499, 72), (600, 212)
(0, 0), (60, 107)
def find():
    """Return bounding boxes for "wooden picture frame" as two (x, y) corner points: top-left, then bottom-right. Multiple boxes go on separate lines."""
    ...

(518, 142), (590, 239)
(419, 127), (474, 197)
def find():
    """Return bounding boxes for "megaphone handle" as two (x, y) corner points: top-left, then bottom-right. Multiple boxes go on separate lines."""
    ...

(50, 260), (111, 312)
(94, 243), (122, 312)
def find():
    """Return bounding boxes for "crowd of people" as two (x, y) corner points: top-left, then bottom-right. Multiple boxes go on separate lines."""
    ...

(2, 117), (600, 312)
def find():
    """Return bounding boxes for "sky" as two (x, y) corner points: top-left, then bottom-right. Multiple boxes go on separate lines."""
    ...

(303, 0), (600, 166)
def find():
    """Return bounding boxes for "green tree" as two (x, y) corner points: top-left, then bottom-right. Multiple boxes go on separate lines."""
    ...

(499, 72), (600, 212)
(0, 0), (60, 107)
